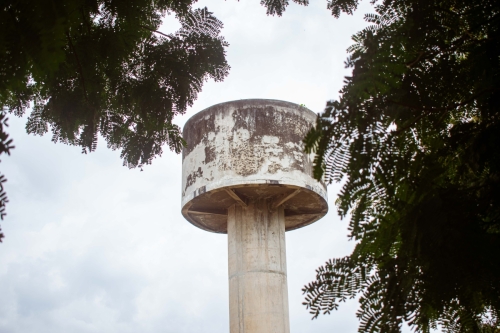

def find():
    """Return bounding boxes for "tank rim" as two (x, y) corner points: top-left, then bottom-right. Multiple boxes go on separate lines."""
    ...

(183, 99), (317, 134)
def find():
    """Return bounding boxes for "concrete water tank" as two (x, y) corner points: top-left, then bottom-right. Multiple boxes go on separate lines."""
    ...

(181, 99), (328, 333)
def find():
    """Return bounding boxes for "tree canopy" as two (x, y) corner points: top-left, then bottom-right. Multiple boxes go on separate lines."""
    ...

(0, 0), (231, 239)
(302, 0), (500, 332)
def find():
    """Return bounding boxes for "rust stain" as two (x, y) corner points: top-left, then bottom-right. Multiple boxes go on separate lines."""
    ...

(231, 143), (264, 176)
(183, 113), (217, 158)
(185, 167), (203, 192)
(268, 162), (282, 174)
(182, 100), (312, 161)
(204, 145), (216, 164)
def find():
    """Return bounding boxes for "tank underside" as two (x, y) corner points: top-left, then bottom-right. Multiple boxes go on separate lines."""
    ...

(181, 183), (328, 233)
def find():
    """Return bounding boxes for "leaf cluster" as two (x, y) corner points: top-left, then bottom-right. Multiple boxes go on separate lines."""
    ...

(257, 0), (367, 17)
(0, 113), (13, 241)
(0, 0), (230, 227)
(303, 0), (500, 332)
(1, 0), (229, 167)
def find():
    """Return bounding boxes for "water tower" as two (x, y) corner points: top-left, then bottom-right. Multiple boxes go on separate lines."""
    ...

(181, 99), (328, 333)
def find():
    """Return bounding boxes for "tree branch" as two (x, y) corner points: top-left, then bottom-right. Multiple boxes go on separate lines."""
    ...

(390, 88), (499, 134)
(139, 25), (173, 39)
(389, 88), (498, 113)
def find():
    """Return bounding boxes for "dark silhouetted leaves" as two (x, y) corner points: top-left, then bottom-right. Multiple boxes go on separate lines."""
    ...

(0, 0), (230, 237)
(303, 0), (500, 332)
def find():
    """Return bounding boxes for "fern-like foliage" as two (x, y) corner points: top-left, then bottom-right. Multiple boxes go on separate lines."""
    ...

(261, 0), (290, 16)
(304, 0), (500, 332)
(0, 0), (230, 235)
(257, 0), (366, 17)
(1, 1), (230, 169)
(0, 113), (14, 240)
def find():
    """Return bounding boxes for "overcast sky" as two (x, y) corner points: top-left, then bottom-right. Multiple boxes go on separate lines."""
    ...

(0, 1), (413, 332)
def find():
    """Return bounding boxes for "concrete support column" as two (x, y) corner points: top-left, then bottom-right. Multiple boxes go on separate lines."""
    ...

(227, 199), (290, 333)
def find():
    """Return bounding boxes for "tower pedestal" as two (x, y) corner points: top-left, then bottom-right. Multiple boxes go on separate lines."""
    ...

(228, 199), (290, 333)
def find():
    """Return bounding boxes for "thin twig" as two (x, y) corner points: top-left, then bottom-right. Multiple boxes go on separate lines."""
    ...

(406, 51), (425, 68)
(139, 25), (173, 39)
(389, 88), (497, 113)
(393, 112), (429, 135)
(80, 8), (92, 35)
(391, 88), (499, 134)
(404, 28), (496, 70)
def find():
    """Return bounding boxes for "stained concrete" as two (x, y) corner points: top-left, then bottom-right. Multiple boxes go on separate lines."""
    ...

(228, 200), (289, 333)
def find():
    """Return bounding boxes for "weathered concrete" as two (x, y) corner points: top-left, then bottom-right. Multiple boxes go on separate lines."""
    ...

(228, 200), (289, 333)
(180, 99), (329, 333)
(181, 99), (328, 233)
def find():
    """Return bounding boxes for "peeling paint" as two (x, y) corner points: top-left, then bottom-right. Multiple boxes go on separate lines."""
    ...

(181, 99), (328, 233)
(182, 99), (326, 199)
(204, 145), (216, 164)
(185, 166), (203, 192)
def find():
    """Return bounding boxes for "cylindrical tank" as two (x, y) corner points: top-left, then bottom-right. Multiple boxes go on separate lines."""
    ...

(181, 99), (328, 233)
(181, 99), (328, 333)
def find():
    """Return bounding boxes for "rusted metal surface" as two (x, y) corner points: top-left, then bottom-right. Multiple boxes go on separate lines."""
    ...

(181, 99), (328, 233)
